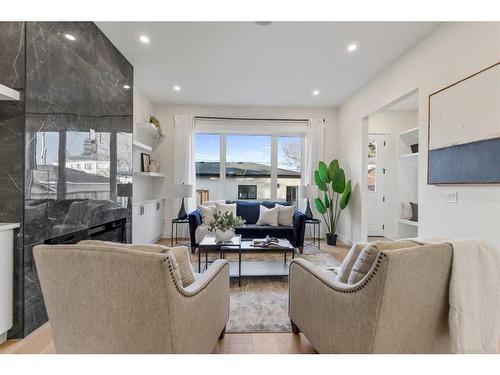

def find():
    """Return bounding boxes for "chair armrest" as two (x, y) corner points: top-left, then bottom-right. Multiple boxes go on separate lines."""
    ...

(288, 257), (386, 353)
(183, 259), (229, 296)
(188, 210), (202, 246)
(293, 210), (307, 247)
(167, 258), (230, 353)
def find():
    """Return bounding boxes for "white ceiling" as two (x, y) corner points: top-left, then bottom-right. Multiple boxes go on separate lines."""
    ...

(97, 22), (439, 107)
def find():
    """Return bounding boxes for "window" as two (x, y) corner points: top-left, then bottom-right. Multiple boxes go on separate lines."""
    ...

(238, 185), (257, 199)
(195, 134), (221, 202)
(226, 135), (271, 201)
(195, 132), (303, 205)
(368, 140), (377, 191)
(277, 136), (302, 206)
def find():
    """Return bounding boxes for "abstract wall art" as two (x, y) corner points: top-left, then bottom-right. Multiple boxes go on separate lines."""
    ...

(428, 62), (500, 184)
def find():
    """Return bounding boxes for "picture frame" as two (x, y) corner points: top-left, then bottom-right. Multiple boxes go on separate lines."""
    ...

(427, 62), (500, 185)
(141, 153), (151, 172)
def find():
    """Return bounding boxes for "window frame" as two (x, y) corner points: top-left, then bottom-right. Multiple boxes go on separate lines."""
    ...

(194, 120), (305, 203)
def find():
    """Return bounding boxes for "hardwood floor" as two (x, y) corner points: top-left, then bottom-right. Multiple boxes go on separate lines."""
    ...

(0, 323), (316, 354)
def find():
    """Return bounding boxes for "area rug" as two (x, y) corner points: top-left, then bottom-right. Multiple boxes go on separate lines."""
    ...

(224, 245), (344, 333)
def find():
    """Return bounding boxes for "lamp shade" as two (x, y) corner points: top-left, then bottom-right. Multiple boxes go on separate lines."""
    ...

(174, 183), (193, 198)
(301, 185), (318, 199)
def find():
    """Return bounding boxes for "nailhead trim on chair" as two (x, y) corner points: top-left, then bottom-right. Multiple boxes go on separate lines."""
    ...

(163, 256), (229, 298)
(290, 252), (387, 294)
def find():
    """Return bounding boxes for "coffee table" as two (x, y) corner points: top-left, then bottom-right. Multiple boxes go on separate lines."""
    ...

(198, 235), (294, 286)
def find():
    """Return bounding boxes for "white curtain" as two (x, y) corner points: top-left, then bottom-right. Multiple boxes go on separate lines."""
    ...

(303, 118), (325, 186)
(174, 115), (196, 218)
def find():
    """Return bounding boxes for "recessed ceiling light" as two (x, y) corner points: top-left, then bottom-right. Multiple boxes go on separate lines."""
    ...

(123, 85), (130, 89)
(347, 43), (358, 52)
(312, 90), (320, 96)
(139, 35), (150, 44)
(173, 85), (181, 92)
(64, 34), (76, 41)
(255, 21), (272, 26)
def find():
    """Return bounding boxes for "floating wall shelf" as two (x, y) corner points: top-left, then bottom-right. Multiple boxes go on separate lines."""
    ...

(0, 83), (20, 101)
(134, 171), (165, 178)
(399, 218), (418, 227)
(398, 127), (419, 146)
(132, 140), (152, 152)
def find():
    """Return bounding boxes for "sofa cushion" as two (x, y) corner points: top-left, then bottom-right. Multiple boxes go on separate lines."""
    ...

(169, 246), (196, 287)
(235, 225), (294, 243)
(215, 202), (237, 216)
(198, 205), (215, 224)
(234, 201), (260, 224)
(256, 205), (279, 226)
(276, 204), (295, 226)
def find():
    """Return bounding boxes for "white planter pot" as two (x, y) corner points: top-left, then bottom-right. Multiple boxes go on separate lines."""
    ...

(215, 229), (235, 242)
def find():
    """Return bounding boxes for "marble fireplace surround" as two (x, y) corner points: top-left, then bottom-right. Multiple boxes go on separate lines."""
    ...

(0, 21), (133, 338)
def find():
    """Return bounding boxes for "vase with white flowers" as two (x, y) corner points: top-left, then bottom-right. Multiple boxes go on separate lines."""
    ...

(207, 211), (245, 242)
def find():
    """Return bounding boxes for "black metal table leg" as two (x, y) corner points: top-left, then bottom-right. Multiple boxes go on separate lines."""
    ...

(205, 247), (208, 271)
(198, 246), (201, 272)
(171, 221), (174, 247)
(238, 246), (241, 287)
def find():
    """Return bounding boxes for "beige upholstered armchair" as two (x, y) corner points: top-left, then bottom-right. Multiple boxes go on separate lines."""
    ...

(289, 241), (453, 353)
(33, 241), (230, 353)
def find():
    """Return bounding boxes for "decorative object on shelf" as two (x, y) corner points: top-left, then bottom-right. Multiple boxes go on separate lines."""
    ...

(206, 210), (245, 242)
(175, 183), (194, 220)
(401, 202), (413, 220)
(428, 62), (500, 184)
(149, 160), (160, 173)
(313, 159), (352, 246)
(410, 143), (419, 153)
(409, 202), (418, 222)
(141, 153), (151, 172)
(149, 115), (163, 139)
(301, 185), (318, 219)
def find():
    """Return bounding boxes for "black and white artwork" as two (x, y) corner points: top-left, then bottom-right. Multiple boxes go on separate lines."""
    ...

(428, 62), (500, 184)
(141, 153), (151, 172)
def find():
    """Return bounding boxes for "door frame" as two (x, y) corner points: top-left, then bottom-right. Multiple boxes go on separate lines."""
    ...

(367, 133), (388, 237)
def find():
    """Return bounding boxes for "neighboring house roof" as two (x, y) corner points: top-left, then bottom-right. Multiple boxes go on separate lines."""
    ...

(196, 161), (300, 178)
(34, 165), (110, 183)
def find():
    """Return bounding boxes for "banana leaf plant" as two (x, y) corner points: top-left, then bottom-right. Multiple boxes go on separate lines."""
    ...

(313, 160), (351, 244)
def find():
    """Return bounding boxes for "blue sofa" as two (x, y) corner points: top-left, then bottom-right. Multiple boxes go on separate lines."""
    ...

(188, 200), (307, 253)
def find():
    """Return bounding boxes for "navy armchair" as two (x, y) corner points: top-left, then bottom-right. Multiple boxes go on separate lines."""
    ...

(188, 201), (307, 253)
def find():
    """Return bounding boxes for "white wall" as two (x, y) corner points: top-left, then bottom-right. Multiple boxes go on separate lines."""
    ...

(152, 104), (338, 236)
(337, 22), (500, 246)
(133, 87), (155, 202)
(368, 110), (418, 240)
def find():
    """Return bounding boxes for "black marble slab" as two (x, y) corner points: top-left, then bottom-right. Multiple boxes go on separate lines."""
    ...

(22, 22), (133, 336)
(2, 22), (133, 338)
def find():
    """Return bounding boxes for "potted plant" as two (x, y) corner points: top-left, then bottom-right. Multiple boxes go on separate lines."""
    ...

(207, 211), (245, 242)
(149, 115), (163, 139)
(313, 160), (352, 246)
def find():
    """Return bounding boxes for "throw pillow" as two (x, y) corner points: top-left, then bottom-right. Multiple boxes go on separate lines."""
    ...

(346, 240), (421, 284)
(256, 205), (279, 226)
(336, 242), (369, 283)
(401, 202), (412, 220)
(198, 205), (215, 224)
(169, 246), (196, 287)
(214, 202), (237, 216)
(275, 204), (295, 226)
(410, 202), (418, 222)
(348, 244), (380, 284)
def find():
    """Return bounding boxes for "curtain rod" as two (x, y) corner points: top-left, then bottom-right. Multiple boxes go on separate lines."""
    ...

(194, 116), (325, 123)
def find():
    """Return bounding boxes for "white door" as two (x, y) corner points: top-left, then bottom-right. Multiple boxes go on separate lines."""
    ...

(367, 134), (387, 236)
